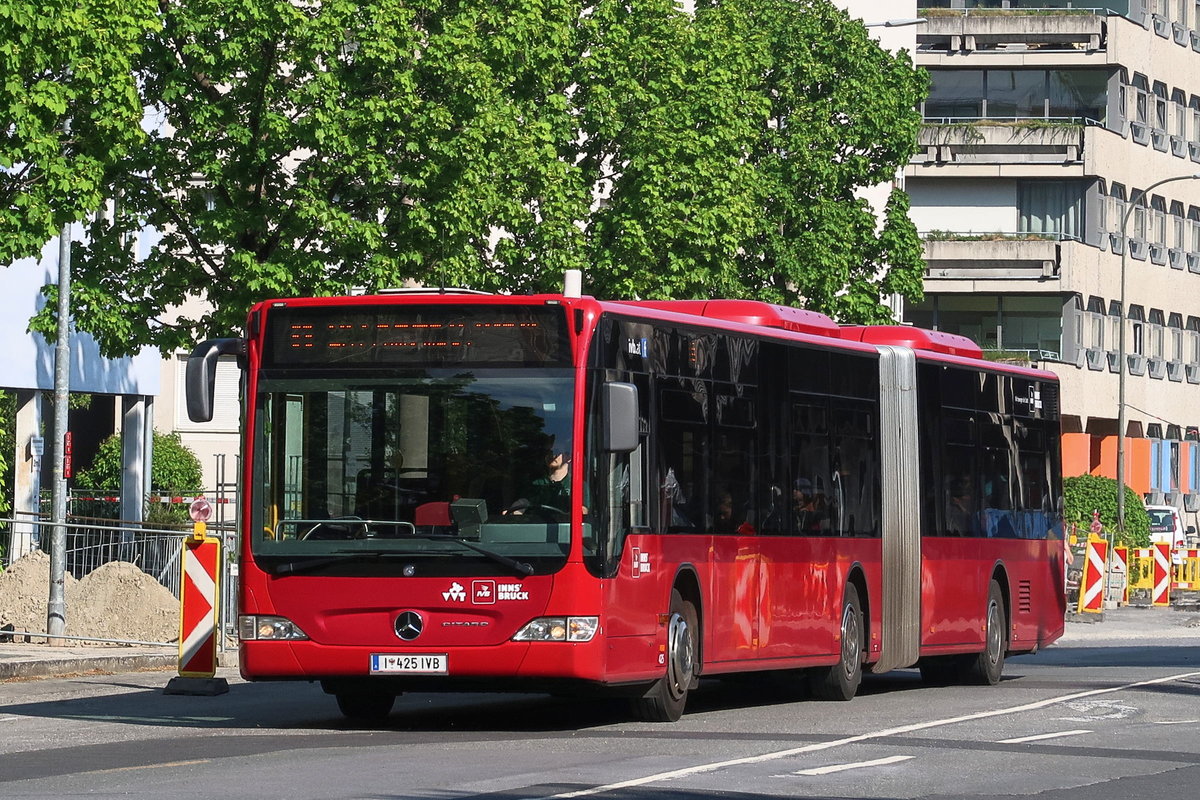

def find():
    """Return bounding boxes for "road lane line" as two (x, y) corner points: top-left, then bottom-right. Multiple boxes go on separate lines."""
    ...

(1150, 719), (1199, 725)
(89, 759), (210, 775)
(997, 729), (1092, 744)
(792, 755), (914, 776)
(533, 669), (1200, 799)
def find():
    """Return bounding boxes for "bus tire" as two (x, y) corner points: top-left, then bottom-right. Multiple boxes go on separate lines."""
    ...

(964, 580), (1007, 686)
(632, 589), (698, 722)
(335, 691), (396, 722)
(810, 583), (863, 701)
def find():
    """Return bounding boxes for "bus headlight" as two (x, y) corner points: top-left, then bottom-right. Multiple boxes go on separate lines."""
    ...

(513, 616), (599, 642)
(239, 615), (310, 641)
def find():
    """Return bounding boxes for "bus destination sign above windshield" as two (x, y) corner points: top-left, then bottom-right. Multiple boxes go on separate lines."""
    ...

(265, 305), (571, 367)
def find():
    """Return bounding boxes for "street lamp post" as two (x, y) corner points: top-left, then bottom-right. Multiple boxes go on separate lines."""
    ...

(1115, 173), (1200, 544)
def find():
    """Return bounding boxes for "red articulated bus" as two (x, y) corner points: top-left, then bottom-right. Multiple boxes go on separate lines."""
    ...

(187, 288), (1066, 722)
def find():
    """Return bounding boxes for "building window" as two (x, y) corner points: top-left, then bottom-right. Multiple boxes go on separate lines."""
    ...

(1048, 71), (1108, 121)
(925, 71), (983, 119)
(926, 69), (1108, 122)
(1018, 181), (1084, 239)
(903, 295), (1062, 359)
(986, 70), (1046, 118)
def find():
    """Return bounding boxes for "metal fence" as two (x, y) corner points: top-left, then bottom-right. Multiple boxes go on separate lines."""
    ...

(2, 514), (239, 648)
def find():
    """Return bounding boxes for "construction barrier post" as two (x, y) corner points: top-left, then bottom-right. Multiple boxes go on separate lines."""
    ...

(1077, 534), (1108, 614)
(164, 498), (229, 696)
(1152, 542), (1171, 608)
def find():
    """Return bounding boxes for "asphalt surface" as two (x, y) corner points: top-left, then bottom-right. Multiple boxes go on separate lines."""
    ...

(1, 603), (1197, 682)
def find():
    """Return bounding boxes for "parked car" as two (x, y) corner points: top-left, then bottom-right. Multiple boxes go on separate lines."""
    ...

(1144, 504), (1195, 562)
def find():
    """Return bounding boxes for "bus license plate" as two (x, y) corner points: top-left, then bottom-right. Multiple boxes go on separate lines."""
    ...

(370, 653), (448, 674)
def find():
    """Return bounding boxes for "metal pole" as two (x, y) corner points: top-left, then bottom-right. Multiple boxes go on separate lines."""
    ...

(47, 219), (71, 642)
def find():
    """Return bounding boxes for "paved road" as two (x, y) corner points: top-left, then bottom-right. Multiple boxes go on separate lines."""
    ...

(0, 606), (1197, 800)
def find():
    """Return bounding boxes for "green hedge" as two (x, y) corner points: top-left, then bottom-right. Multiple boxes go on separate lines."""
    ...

(1062, 474), (1150, 547)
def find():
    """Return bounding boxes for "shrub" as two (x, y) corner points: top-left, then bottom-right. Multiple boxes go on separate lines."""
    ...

(1062, 474), (1150, 547)
(77, 431), (203, 496)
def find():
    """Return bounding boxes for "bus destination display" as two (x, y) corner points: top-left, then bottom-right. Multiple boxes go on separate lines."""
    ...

(265, 305), (571, 366)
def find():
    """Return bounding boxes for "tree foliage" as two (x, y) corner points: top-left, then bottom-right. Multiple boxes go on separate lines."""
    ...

(0, 0), (154, 263)
(3, 0), (927, 356)
(77, 430), (203, 495)
(1062, 474), (1151, 548)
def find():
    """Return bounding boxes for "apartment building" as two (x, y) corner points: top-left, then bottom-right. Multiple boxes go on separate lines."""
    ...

(904, 1), (1200, 522)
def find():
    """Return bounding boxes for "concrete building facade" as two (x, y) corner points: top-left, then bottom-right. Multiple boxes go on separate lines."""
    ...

(906, 1), (1200, 524)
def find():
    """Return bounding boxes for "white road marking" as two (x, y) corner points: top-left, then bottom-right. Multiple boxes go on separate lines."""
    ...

(1150, 719), (1200, 725)
(89, 759), (210, 775)
(792, 755), (914, 776)
(0, 716), (18, 722)
(997, 729), (1092, 744)
(529, 669), (1200, 800)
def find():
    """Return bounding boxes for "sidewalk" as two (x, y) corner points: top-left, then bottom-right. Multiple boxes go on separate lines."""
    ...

(0, 638), (239, 680)
(1, 605), (1195, 682)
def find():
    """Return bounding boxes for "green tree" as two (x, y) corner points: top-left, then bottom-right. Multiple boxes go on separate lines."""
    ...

(1062, 474), (1151, 548)
(76, 430), (203, 496)
(6, 0), (926, 357)
(0, 0), (154, 264)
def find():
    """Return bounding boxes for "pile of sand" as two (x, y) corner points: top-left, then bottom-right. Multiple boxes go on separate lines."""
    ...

(0, 550), (179, 645)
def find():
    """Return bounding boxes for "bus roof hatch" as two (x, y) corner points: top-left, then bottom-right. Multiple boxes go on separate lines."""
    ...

(839, 325), (983, 359)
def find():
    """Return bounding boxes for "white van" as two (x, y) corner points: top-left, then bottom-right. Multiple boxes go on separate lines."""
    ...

(1144, 505), (1193, 560)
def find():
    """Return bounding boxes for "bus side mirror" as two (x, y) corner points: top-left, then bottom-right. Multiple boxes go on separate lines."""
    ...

(602, 382), (639, 453)
(186, 338), (245, 423)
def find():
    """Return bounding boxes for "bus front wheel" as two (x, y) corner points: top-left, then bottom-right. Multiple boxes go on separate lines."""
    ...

(632, 589), (698, 722)
(810, 583), (863, 701)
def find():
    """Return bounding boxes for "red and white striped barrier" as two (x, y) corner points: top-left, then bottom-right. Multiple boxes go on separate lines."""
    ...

(178, 533), (222, 678)
(1077, 535), (1108, 614)
(1152, 542), (1171, 608)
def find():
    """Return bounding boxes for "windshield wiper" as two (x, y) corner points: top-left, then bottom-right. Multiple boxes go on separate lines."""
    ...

(266, 539), (534, 578)
(269, 548), (401, 576)
(416, 535), (535, 576)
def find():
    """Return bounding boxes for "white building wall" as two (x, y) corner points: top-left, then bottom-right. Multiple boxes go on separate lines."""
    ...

(906, 178), (1020, 234)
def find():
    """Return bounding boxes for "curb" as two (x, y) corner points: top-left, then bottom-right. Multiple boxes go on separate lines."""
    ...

(0, 653), (177, 681)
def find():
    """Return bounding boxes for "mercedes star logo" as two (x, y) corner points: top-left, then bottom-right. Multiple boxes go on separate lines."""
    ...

(395, 611), (423, 641)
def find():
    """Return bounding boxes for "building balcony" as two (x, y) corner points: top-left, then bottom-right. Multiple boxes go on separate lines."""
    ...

(914, 122), (1086, 167)
(918, 9), (1105, 53)
(923, 236), (1062, 281)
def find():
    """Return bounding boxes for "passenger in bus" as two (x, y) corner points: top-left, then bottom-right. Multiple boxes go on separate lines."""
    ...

(714, 488), (754, 534)
(661, 467), (694, 530)
(945, 478), (976, 536)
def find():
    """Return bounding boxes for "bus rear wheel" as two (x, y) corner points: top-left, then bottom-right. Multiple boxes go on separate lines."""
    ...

(963, 580), (1007, 685)
(810, 583), (863, 701)
(335, 690), (396, 722)
(632, 589), (698, 722)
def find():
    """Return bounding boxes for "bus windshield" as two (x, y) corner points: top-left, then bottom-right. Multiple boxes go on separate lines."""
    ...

(250, 370), (576, 575)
